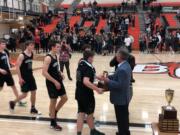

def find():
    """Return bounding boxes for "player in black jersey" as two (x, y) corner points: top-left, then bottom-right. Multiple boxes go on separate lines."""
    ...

(42, 41), (68, 131)
(0, 40), (21, 104)
(9, 41), (40, 114)
(76, 51), (105, 135)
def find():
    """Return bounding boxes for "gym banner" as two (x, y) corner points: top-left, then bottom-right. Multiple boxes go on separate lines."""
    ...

(133, 62), (180, 79)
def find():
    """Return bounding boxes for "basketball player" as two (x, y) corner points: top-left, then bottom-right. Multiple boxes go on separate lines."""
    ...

(76, 50), (105, 135)
(42, 41), (68, 131)
(78, 44), (92, 64)
(0, 39), (19, 100)
(9, 41), (39, 114)
(0, 40), (26, 107)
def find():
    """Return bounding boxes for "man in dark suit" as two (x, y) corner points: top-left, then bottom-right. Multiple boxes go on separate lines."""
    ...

(100, 48), (132, 135)
(109, 54), (135, 83)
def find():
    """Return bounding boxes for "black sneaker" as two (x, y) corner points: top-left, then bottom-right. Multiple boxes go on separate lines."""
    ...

(30, 108), (41, 115)
(9, 101), (15, 110)
(69, 77), (73, 81)
(50, 124), (62, 131)
(90, 129), (105, 135)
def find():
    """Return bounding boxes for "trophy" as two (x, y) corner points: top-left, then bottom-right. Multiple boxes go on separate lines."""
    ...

(165, 89), (174, 110)
(97, 71), (109, 91)
(103, 71), (108, 78)
(158, 89), (179, 132)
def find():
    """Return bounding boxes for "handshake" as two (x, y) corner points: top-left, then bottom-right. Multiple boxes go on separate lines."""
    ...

(95, 71), (110, 94)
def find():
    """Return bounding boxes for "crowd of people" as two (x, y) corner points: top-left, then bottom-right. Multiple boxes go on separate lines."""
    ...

(3, 3), (180, 56)
(54, 8), (136, 55)
(7, 7), (135, 56)
(80, 0), (137, 13)
(139, 12), (180, 53)
(30, 11), (54, 27)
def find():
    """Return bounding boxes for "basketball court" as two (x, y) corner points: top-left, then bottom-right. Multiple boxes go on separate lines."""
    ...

(0, 52), (180, 135)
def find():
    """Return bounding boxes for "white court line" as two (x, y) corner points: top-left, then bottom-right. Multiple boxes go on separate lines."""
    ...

(0, 118), (152, 133)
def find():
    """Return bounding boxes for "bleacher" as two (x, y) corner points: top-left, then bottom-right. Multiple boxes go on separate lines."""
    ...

(40, 17), (61, 33)
(42, 0), (180, 50)
(162, 13), (178, 27)
(69, 16), (81, 28)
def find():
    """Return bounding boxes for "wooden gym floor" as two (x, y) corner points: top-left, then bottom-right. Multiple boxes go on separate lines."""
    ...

(0, 52), (180, 135)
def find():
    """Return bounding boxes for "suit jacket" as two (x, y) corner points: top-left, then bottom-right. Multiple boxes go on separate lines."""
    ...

(108, 61), (132, 105)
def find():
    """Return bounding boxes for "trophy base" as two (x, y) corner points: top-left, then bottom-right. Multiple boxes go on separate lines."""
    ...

(162, 106), (177, 119)
(159, 106), (179, 132)
(159, 114), (179, 132)
(97, 82), (109, 92)
(152, 123), (180, 134)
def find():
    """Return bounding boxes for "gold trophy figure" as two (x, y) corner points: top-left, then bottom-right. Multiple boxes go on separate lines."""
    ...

(165, 89), (174, 110)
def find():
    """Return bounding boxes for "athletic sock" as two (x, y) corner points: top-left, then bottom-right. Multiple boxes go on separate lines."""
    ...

(50, 119), (57, 126)
(31, 105), (35, 109)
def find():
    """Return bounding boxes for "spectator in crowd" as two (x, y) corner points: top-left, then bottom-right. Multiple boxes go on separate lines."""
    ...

(177, 9), (180, 20)
(59, 41), (73, 81)
(124, 34), (133, 53)
(35, 34), (40, 54)
(139, 33), (147, 53)
(9, 33), (17, 52)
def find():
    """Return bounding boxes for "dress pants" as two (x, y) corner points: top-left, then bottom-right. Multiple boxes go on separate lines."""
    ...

(114, 105), (130, 135)
(60, 61), (71, 79)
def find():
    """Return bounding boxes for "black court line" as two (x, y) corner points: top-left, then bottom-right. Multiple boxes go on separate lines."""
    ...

(0, 114), (149, 128)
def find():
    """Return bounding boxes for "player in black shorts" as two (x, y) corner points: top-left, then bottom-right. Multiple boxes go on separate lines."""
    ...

(9, 41), (40, 114)
(0, 40), (26, 107)
(76, 50), (105, 135)
(42, 41), (68, 131)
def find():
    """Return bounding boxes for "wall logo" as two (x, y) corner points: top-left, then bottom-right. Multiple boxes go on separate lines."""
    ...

(133, 62), (180, 79)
